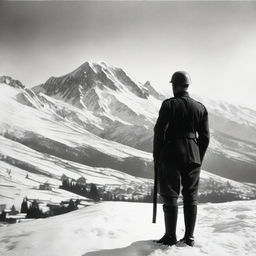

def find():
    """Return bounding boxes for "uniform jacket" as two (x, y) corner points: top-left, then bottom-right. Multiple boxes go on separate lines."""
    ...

(153, 91), (210, 167)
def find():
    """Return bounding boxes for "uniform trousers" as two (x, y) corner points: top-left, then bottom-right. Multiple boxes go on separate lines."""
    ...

(158, 161), (201, 211)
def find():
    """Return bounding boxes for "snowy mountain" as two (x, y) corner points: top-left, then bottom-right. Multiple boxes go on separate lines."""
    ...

(0, 80), (153, 208)
(0, 200), (256, 256)
(30, 61), (163, 150)
(27, 61), (256, 182)
(1, 61), (256, 208)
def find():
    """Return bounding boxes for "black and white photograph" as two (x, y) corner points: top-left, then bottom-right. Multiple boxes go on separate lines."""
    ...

(0, 0), (256, 255)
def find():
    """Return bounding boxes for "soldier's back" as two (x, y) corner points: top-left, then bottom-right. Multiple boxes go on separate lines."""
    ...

(160, 93), (207, 167)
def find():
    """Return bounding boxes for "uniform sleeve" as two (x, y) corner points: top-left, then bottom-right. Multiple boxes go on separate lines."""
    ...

(153, 101), (170, 163)
(197, 106), (210, 161)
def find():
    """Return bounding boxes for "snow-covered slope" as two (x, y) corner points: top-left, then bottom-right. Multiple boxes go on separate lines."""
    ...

(0, 135), (152, 209)
(195, 94), (256, 143)
(0, 82), (153, 178)
(0, 200), (256, 256)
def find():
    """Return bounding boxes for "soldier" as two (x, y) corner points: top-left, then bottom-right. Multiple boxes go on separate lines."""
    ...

(153, 71), (210, 247)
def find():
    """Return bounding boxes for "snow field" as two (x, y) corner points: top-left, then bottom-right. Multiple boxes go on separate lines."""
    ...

(0, 201), (256, 256)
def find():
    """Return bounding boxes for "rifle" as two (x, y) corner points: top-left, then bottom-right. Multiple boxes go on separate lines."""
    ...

(152, 161), (158, 223)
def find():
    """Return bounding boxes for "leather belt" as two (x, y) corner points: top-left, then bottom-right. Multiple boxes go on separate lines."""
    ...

(168, 132), (197, 139)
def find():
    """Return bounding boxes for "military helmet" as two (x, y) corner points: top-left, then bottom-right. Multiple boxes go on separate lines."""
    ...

(170, 71), (191, 85)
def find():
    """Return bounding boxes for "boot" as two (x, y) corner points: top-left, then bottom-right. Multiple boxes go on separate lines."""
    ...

(177, 204), (197, 247)
(154, 205), (178, 246)
(176, 236), (195, 247)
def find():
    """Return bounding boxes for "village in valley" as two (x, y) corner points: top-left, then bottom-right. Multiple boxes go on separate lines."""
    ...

(0, 171), (155, 225)
(1, 166), (255, 226)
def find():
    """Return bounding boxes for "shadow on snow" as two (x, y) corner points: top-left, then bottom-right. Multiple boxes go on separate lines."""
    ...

(83, 240), (167, 256)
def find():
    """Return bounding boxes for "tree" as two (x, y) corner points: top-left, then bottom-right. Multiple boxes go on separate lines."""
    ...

(89, 183), (100, 201)
(75, 199), (81, 207)
(10, 205), (18, 215)
(27, 200), (43, 218)
(21, 197), (28, 213)
(67, 199), (76, 211)
(0, 210), (7, 220)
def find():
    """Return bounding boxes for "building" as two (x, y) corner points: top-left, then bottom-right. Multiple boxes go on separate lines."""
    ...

(39, 182), (52, 191)
(77, 177), (87, 185)
(61, 174), (69, 181)
(0, 204), (6, 214)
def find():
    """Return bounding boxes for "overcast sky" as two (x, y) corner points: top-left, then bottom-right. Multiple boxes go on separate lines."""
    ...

(1, 1), (256, 109)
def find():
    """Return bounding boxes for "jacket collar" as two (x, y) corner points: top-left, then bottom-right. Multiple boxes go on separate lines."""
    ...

(174, 90), (189, 98)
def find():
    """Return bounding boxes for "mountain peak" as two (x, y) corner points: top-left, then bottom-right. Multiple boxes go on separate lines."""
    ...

(31, 61), (163, 106)
(0, 75), (25, 89)
(143, 80), (165, 100)
(74, 61), (112, 75)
